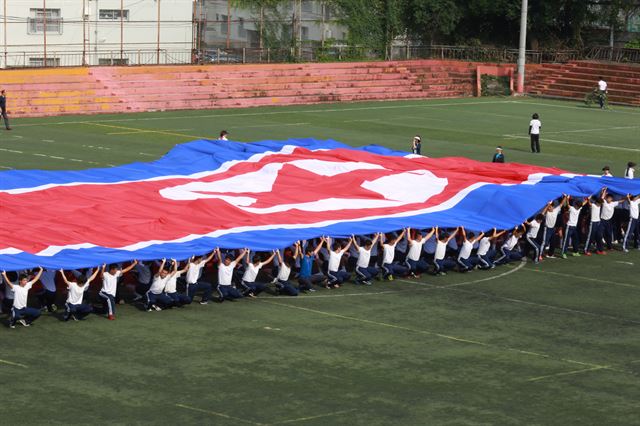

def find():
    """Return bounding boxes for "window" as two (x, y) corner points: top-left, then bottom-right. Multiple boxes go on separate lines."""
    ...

(98, 58), (129, 66)
(238, 17), (246, 38)
(28, 57), (60, 67)
(220, 15), (229, 35)
(301, 26), (309, 41)
(99, 9), (130, 21)
(302, 1), (313, 13)
(28, 9), (62, 34)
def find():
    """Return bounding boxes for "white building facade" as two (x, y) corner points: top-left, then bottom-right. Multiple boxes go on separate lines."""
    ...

(0, 0), (194, 68)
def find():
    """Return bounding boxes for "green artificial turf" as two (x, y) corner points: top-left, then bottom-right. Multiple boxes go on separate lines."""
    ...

(1, 97), (639, 425)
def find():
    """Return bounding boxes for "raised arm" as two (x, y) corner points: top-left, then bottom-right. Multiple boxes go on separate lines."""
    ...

(445, 228), (458, 243)
(1, 270), (12, 288)
(121, 260), (138, 275)
(155, 259), (167, 277)
(59, 269), (72, 286)
(313, 237), (325, 255)
(275, 249), (283, 264)
(460, 227), (467, 241)
(203, 250), (216, 264)
(351, 235), (361, 251)
(325, 236), (332, 250)
(87, 267), (100, 283)
(423, 227), (435, 240)
(341, 238), (353, 253)
(234, 249), (247, 265)
(30, 267), (44, 284)
(262, 250), (277, 266)
(371, 233), (381, 246)
(214, 248), (222, 265)
(292, 243), (301, 260)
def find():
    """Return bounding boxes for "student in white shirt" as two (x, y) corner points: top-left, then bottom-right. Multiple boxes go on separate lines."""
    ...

(325, 236), (352, 287)
(600, 191), (620, 250)
(380, 229), (409, 280)
(584, 189), (606, 255)
(597, 77), (607, 109)
(215, 248), (247, 301)
(524, 214), (544, 263)
(434, 227), (458, 275)
(164, 260), (191, 306)
(457, 227), (483, 271)
(495, 226), (525, 265)
(274, 244), (300, 296)
(352, 234), (380, 285)
(59, 268), (99, 321)
(562, 197), (588, 258)
(528, 113), (542, 153)
(405, 228), (434, 276)
(474, 229), (506, 269)
(132, 261), (153, 302)
(219, 130), (229, 140)
(623, 193), (640, 252)
(185, 251), (215, 305)
(145, 259), (177, 311)
(2, 267), (43, 328)
(602, 166), (613, 177)
(99, 261), (137, 320)
(625, 161), (636, 179)
(541, 195), (567, 258)
(240, 250), (276, 297)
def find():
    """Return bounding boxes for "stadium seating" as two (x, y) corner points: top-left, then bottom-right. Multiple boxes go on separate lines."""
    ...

(2, 60), (478, 117)
(526, 61), (640, 106)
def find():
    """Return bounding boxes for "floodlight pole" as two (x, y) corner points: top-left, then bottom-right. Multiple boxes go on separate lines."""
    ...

(516, 0), (528, 94)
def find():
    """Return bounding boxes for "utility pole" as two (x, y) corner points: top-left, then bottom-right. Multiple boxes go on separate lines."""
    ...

(3, 0), (7, 68)
(226, 0), (230, 49)
(516, 0), (528, 94)
(43, 0), (47, 66)
(120, 0), (124, 62)
(82, 0), (86, 65)
(156, 0), (161, 64)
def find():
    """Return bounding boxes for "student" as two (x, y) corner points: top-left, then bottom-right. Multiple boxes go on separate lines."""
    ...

(215, 248), (246, 302)
(0, 89), (11, 130)
(274, 245), (300, 296)
(164, 260), (191, 307)
(37, 268), (58, 312)
(492, 146), (505, 163)
(99, 261), (137, 320)
(602, 166), (613, 177)
(185, 252), (215, 304)
(219, 130), (229, 141)
(529, 113), (542, 153)
(625, 162), (636, 179)
(145, 259), (176, 311)
(597, 77), (607, 109)
(541, 196), (567, 258)
(562, 197), (588, 258)
(352, 234), (380, 285)
(524, 214), (544, 263)
(380, 229), (409, 280)
(623, 193), (640, 252)
(132, 261), (153, 302)
(405, 228), (434, 276)
(325, 236), (352, 287)
(411, 135), (422, 155)
(474, 229), (505, 269)
(59, 268), (99, 321)
(434, 227), (458, 275)
(297, 238), (326, 291)
(495, 226), (525, 265)
(2, 267), (43, 328)
(600, 191), (620, 250)
(240, 250), (276, 297)
(457, 227), (483, 271)
(584, 189), (606, 255)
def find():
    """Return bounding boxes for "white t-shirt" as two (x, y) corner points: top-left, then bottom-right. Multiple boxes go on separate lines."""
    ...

(149, 275), (169, 294)
(545, 205), (562, 228)
(328, 250), (344, 272)
(185, 260), (205, 284)
(527, 221), (541, 238)
(164, 271), (182, 294)
(567, 206), (581, 227)
(357, 247), (372, 268)
(242, 263), (262, 283)
(589, 204), (601, 222)
(277, 263), (291, 281)
(503, 235), (519, 250)
(66, 282), (89, 305)
(477, 237), (491, 256)
(434, 240), (447, 261)
(625, 167), (635, 179)
(407, 240), (425, 261)
(598, 79), (607, 91)
(529, 119), (542, 135)
(458, 240), (474, 260)
(12, 281), (34, 310)
(218, 262), (236, 286)
(629, 199), (639, 220)
(382, 244), (396, 264)
(601, 201), (619, 220)
(40, 269), (57, 292)
(101, 271), (122, 296)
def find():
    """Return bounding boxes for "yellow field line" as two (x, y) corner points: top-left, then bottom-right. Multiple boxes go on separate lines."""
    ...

(0, 358), (28, 368)
(526, 366), (608, 382)
(175, 404), (264, 425)
(270, 409), (357, 425)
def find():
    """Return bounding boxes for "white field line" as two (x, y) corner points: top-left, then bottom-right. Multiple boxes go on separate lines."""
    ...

(502, 134), (640, 152)
(545, 125), (640, 135)
(526, 268), (640, 289)
(0, 148), (103, 165)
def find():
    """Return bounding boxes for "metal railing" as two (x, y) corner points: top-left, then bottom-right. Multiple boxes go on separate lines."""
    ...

(585, 46), (640, 63)
(390, 45), (582, 64)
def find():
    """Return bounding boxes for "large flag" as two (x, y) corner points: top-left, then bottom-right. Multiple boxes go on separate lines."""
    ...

(1, 138), (638, 270)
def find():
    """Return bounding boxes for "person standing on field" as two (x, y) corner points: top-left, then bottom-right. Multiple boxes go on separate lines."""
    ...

(529, 113), (541, 153)
(0, 90), (11, 130)
(597, 77), (608, 109)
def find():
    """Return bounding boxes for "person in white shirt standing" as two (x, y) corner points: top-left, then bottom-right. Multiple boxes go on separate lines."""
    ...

(597, 77), (607, 109)
(59, 268), (99, 321)
(215, 248), (246, 302)
(541, 195), (567, 258)
(562, 197), (588, 258)
(2, 267), (43, 328)
(524, 214), (544, 263)
(584, 189), (606, 255)
(623, 193), (640, 252)
(528, 113), (542, 153)
(600, 191), (620, 250)
(625, 162), (636, 179)
(99, 261), (137, 320)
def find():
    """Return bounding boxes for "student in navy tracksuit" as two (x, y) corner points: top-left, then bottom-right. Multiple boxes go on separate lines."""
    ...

(352, 234), (380, 285)
(600, 191), (620, 250)
(380, 229), (410, 280)
(405, 228), (434, 276)
(215, 248), (247, 302)
(37, 268), (58, 312)
(274, 245), (300, 296)
(99, 261), (137, 320)
(184, 251), (215, 304)
(495, 226), (525, 265)
(584, 189), (606, 255)
(623, 193), (640, 252)
(325, 236), (352, 287)
(473, 228), (505, 269)
(524, 214), (544, 263)
(457, 227), (483, 271)
(59, 268), (99, 321)
(3, 267), (43, 328)
(433, 227), (458, 275)
(561, 197), (588, 258)
(240, 250), (276, 297)
(297, 238), (326, 291)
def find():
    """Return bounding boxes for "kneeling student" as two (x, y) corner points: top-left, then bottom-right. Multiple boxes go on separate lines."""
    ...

(216, 248), (247, 302)
(241, 250), (276, 297)
(352, 234), (380, 285)
(59, 268), (99, 321)
(164, 260), (191, 306)
(274, 245), (300, 296)
(2, 267), (43, 328)
(146, 259), (176, 311)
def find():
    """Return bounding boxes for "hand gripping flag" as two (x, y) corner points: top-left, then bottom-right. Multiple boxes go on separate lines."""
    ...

(1, 138), (638, 270)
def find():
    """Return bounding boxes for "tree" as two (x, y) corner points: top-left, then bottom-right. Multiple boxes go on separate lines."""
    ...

(230, 0), (291, 49)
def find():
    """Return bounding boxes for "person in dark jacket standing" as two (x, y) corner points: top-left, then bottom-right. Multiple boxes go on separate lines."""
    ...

(0, 90), (11, 130)
(492, 146), (505, 163)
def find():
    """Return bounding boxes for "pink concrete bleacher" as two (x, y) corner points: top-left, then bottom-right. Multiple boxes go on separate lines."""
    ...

(1, 60), (479, 117)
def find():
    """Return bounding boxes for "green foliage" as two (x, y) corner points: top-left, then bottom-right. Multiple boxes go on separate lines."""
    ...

(625, 39), (640, 49)
(480, 74), (511, 96)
